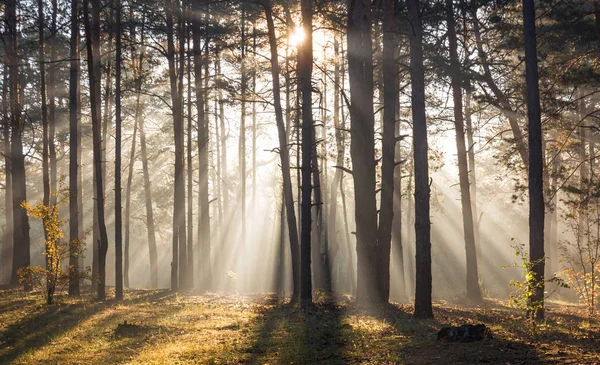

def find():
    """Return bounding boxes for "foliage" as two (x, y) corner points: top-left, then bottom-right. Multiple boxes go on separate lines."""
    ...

(504, 243), (569, 338)
(18, 183), (89, 304)
(560, 179), (600, 319)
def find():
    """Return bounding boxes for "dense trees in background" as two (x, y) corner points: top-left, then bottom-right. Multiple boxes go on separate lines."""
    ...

(0, 0), (598, 321)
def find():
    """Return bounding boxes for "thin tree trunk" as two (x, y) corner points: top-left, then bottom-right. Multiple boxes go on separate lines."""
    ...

(8, 0), (31, 290)
(192, 0), (211, 290)
(49, 0), (58, 199)
(165, 0), (182, 292)
(348, 0), (378, 303)
(263, 0), (301, 302)
(299, 0), (314, 306)
(2, 70), (13, 285)
(408, 0), (433, 318)
(176, 8), (188, 289)
(379, 0), (399, 303)
(240, 6), (247, 245)
(522, 0), (545, 321)
(447, 0), (482, 303)
(68, 0), (81, 296)
(186, 22), (194, 284)
(114, 0), (123, 301)
(38, 0), (51, 294)
(84, 0), (110, 300)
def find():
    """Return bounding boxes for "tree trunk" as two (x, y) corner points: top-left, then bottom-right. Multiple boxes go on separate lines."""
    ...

(68, 0), (81, 296)
(379, 0), (399, 303)
(522, 0), (545, 321)
(240, 6), (247, 246)
(49, 0), (58, 199)
(408, 0), (433, 318)
(84, 0), (110, 300)
(348, 0), (379, 303)
(38, 0), (52, 301)
(263, 0), (301, 302)
(186, 21), (194, 284)
(2, 70), (13, 285)
(165, 0), (183, 292)
(446, 0), (482, 303)
(114, 0), (123, 301)
(299, 0), (314, 306)
(192, 0), (210, 290)
(7, 0), (31, 290)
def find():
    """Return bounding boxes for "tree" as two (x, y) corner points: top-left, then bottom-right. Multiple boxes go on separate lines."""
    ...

(7, 0), (31, 290)
(83, 0), (110, 300)
(299, 0), (314, 306)
(68, 0), (82, 297)
(115, 0), (124, 301)
(379, 0), (399, 303)
(192, 0), (211, 291)
(408, 0), (433, 318)
(263, 0), (301, 302)
(165, 0), (185, 291)
(522, 0), (545, 321)
(347, 0), (379, 303)
(446, 0), (482, 303)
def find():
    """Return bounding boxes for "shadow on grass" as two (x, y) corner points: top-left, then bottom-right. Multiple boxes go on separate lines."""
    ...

(243, 295), (347, 364)
(368, 303), (546, 364)
(0, 288), (173, 364)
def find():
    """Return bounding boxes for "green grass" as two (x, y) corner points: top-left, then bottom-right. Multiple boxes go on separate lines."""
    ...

(1, 288), (599, 364)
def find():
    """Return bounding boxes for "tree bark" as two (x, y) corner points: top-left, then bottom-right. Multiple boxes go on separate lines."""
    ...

(165, 0), (183, 292)
(7, 0), (31, 290)
(2, 69), (13, 285)
(348, 0), (379, 303)
(446, 0), (482, 303)
(68, 0), (81, 296)
(299, 0), (314, 306)
(522, 0), (545, 321)
(263, 0), (301, 302)
(408, 0), (433, 318)
(379, 0), (399, 303)
(84, 0), (110, 300)
(114, 0), (123, 301)
(192, 0), (210, 290)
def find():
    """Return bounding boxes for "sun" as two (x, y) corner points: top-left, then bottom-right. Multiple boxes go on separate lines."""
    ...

(289, 26), (305, 47)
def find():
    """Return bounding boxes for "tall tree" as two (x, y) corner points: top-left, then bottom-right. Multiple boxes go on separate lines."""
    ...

(48, 0), (58, 197)
(165, 0), (185, 291)
(263, 0), (301, 302)
(2, 69), (12, 284)
(68, 0), (81, 296)
(408, 0), (433, 318)
(522, 0), (545, 321)
(347, 0), (379, 303)
(7, 0), (31, 289)
(83, 0), (110, 300)
(446, 0), (482, 303)
(114, 0), (123, 301)
(299, 0), (314, 305)
(240, 5), (248, 245)
(379, 0), (399, 303)
(192, 0), (211, 290)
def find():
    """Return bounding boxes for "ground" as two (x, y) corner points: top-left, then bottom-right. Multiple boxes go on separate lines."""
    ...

(0, 288), (599, 364)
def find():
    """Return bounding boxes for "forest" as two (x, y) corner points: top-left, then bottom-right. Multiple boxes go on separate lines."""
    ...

(0, 0), (599, 363)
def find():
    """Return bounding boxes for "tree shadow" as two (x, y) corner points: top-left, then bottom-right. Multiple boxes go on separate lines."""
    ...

(363, 302), (547, 364)
(0, 288), (173, 364)
(244, 295), (347, 364)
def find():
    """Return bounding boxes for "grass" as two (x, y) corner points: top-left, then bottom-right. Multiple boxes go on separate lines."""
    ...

(1, 288), (599, 364)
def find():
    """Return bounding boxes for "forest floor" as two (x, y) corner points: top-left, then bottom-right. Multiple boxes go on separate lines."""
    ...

(0, 288), (599, 364)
